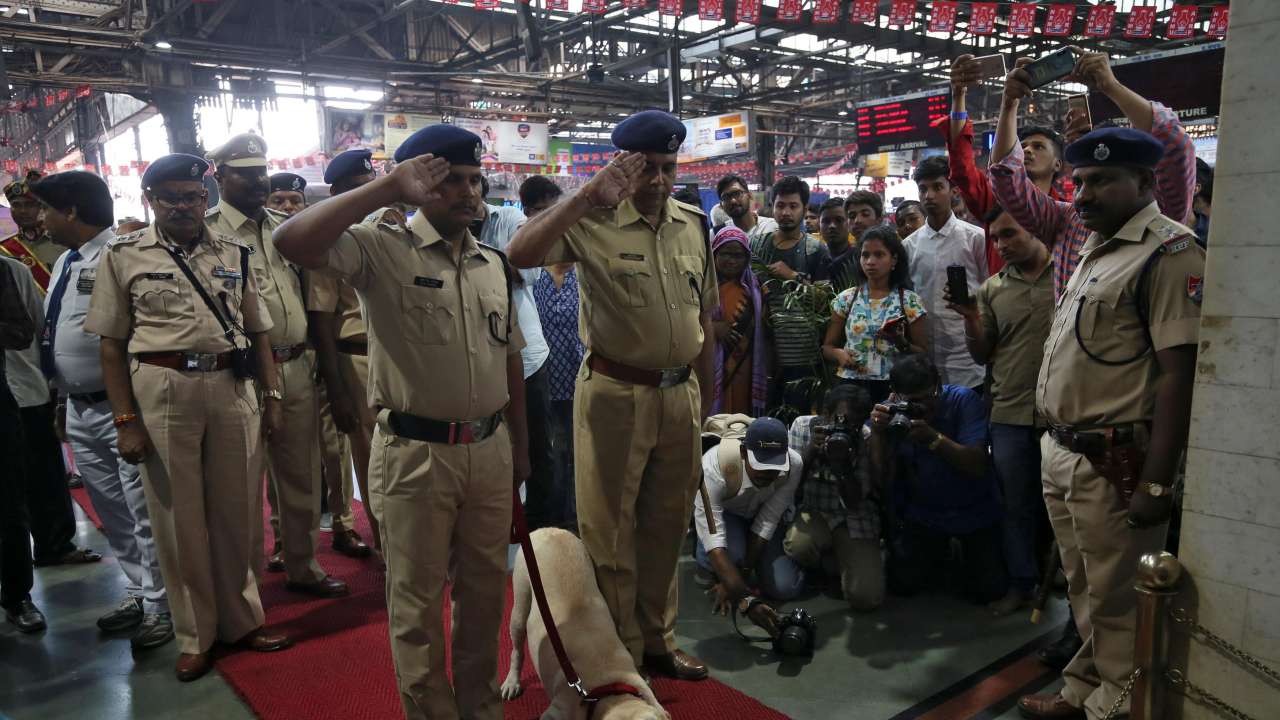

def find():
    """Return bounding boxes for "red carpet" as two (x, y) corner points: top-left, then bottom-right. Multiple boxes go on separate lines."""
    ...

(76, 484), (787, 719)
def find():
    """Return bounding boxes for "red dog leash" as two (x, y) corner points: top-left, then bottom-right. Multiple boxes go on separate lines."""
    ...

(510, 488), (642, 715)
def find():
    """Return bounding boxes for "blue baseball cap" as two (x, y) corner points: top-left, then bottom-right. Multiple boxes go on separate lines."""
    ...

(744, 417), (790, 472)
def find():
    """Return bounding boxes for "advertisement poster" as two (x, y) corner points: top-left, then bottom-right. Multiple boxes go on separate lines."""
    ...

(325, 108), (386, 158)
(678, 112), (751, 164)
(383, 113), (439, 158)
(548, 139), (572, 173)
(454, 118), (549, 164)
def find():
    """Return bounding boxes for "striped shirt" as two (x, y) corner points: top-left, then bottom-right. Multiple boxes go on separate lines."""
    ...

(989, 102), (1195, 298)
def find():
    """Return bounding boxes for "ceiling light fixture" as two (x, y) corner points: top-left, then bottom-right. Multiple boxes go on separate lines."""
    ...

(471, 77), (484, 84)
(155, 40), (173, 49)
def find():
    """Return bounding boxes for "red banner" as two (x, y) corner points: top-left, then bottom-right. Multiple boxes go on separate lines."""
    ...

(582, 0), (607, 13)
(75, 84), (92, 98)
(850, 0), (876, 23)
(3, 160), (16, 173)
(1125, 5), (1156, 38)
(657, 0), (681, 15)
(1167, 4), (1197, 39)
(623, 0), (646, 6)
(474, 0), (497, 8)
(1207, 5), (1229, 37)
(927, 1), (956, 33)
(101, 164), (112, 176)
(56, 89), (71, 102)
(968, 2), (997, 34)
(697, 0), (722, 20)
(1084, 3), (1115, 37)
(737, 0), (762, 23)
(888, 0), (914, 26)
(547, 0), (567, 9)
(777, 0), (802, 21)
(814, 0), (841, 24)
(1043, 4), (1074, 36)
(1008, 3), (1036, 35)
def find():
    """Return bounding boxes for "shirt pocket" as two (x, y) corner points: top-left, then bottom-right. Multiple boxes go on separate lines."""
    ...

(674, 254), (705, 307)
(606, 257), (653, 308)
(1077, 281), (1124, 340)
(133, 277), (194, 320)
(478, 290), (511, 347)
(400, 285), (455, 346)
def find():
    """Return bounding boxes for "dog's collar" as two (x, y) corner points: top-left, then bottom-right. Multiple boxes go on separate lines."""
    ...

(584, 682), (644, 719)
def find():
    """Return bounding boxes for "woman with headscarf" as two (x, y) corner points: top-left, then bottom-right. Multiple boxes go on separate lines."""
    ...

(710, 226), (768, 416)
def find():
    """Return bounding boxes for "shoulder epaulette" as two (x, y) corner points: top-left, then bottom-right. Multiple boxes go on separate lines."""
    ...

(203, 206), (220, 218)
(1148, 214), (1198, 255)
(673, 199), (707, 219)
(107, 229), (146, 247)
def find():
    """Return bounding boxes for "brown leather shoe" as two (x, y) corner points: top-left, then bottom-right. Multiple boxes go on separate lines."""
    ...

(286, 575), (349, 598)
(1018, 693), (1085, 719)
(332, 529), (372, 558)
(175, 652), (213, 682)
(643, 649), (708, 681)
(266, 549), (285, 573)
(234, 628), (293, 653)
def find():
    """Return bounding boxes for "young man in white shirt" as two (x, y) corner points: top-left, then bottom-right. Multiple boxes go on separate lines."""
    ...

(694, 417), (805, 636)
(903, 155), (989, 390)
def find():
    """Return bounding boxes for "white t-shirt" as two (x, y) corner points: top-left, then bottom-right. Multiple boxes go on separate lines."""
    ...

(694, 445), (803, 553)
(727, 214), (779, 245)
(903, 213), (989, 388)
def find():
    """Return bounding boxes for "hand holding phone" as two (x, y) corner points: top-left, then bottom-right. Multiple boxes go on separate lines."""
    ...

(1023, 47), (1076, 89)
(1065, 94), (1093, 144)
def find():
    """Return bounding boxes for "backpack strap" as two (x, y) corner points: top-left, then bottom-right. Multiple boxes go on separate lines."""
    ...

(717, 438), (744, 498)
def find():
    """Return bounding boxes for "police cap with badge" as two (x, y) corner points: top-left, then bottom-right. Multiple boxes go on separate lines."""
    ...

(1064, 127), (1164, 170)
(206, 133), (269, 169)
(393, 124), (483, 165)
(270, 172), (307, 194)
(610, 110), (686, 154)
(142, 154), (209, 191)
(324, 149), (375, 185)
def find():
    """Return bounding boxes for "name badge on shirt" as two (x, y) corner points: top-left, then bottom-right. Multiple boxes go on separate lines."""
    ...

(144, 272), (175, 280)
(414, 276), (444, 289)
(619, 253), (646, 262)
(76, 268), (96, 294)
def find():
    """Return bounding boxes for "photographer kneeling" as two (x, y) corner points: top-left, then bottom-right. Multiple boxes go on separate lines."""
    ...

(694, 418), (806, 635)
(870, 354), (1008, 604)
(783, 385), (885, 612)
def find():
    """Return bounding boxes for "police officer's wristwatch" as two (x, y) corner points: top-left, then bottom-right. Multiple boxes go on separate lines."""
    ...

(263, 389), (284, 401)
(1139, 482), (1171, 498)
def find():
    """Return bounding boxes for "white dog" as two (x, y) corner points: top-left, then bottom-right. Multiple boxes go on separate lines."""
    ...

(501, 528), (669, 720)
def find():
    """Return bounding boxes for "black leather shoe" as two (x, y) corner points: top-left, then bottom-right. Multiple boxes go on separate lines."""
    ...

(332, 529), (372, 558)
(5, 600), (47, 633)
(286, 575), (349, 598)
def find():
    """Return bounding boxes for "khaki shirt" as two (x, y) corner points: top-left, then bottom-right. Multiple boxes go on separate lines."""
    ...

(306, 270), (366, 343)
(976, 261), (1055, 426)
(85, 224), (272, 354)
(205, 203), (309, 348)
(1037, 202), (1204, 428)
(322, 209), (524, 421)
(542, 197), (717, 369)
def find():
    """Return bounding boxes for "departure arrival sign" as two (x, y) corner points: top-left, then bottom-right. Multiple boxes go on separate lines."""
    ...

(855, 89), (949, 154)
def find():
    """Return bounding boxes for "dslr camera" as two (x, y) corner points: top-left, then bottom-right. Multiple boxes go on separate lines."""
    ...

(773, 607), (818, 657)
(811, 412), (856, 466)
(882, 400), (926, 440)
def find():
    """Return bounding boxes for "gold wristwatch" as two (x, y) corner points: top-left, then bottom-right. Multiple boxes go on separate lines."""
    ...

(1139, 481), (1170, 498)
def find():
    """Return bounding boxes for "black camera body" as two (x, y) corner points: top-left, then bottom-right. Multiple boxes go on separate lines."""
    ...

(812, 412), (856, 465)
(882, 400), (925, 440)
(773, 607), (818, 657)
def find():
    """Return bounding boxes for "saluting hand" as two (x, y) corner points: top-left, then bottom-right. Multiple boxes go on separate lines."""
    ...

(581, 152), (644, 209)
(391, 154), (451, 208)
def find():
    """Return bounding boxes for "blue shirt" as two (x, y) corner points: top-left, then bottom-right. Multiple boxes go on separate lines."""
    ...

(893, 384), (1001, 535)
(532, 268), (585, 402)
(480, 204), (548, 379)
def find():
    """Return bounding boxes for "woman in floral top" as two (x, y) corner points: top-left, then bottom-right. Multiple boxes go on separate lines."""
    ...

(822, 226), (929, 404)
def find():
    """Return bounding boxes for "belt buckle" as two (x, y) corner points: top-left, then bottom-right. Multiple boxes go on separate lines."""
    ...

(658, 368), (683, 388)
(185, 352), (217, 371)
(449, 421), (476, 444)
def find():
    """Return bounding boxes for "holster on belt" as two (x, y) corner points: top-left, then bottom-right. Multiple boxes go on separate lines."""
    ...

(1084, 425), (1150, 502)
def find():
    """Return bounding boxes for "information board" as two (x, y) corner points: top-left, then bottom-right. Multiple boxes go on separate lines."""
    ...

(855, 89), (949, 154)
(679, 112), (751, 164)
(1088, 43), (1225, 124)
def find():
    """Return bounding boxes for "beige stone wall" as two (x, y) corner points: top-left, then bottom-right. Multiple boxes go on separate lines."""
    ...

(1174, 2), (1280, 718)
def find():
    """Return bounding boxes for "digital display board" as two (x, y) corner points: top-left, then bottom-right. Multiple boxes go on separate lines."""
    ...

(679, 112), (751, 164)
(855, 89), (949, 154)
(1088, 43), (1225, 125)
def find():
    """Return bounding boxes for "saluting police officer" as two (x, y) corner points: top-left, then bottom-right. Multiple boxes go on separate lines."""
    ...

(306, 150), (385, 555)
(1016, 128), (1205, 720)
(85, 154), (293, 682)
(273, 126), (530, 720)
(205, 134), (347, 597)
(507, 110), (716, 680)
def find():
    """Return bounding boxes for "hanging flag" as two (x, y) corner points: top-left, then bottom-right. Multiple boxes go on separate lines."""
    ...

(1084, 3), (1116, 37)
(475, 0), (498, 8)
(850, 0), (876, 23)
(814, 0), (841, 24)
(547, 0), (568, 9)
(118, 165), (130, 176)
(1125, 5), (1156, 38)
(1207, 5), (1229, 37)
(697, 0), (722, 20)
(658, 0), (681, 16)
(623, 0), (646, 7)
(75, 84), (92, 98)
(777, 0), (802, 21)
(56, 89), (71, 102)
(44, 162), (57, 172)
(888, 0), (914, 26)
(582, 0), (607, 13)
(1166, 4), (1198, 39)
(101, 164), (112, 176)
(84, 163), (97, 173)
(1008, 3), (1037, 35)
(737, 0), (762, 24)
(968, 2), (997, 34)
(1044, 4), (1074, 36)
(3, 160), (16, 173)
(927, 1), (956, 33)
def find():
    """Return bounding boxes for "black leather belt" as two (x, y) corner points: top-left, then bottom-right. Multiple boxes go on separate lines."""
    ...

(272, 343), (308, 363)
(337, 339), (367, 356)
(1048, 424), (1140, 455)
(385, 409), (502, 445)
(137, 351), (232, 372)
(69, 390), (109, 405)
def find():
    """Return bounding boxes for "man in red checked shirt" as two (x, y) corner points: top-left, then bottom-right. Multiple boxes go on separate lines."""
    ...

(988, 47), (1196, 299)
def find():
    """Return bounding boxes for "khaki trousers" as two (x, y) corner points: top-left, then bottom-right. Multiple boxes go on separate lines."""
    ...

(784, 511), (885, 612)
(574, 364), (702, 663)
(1041, 434), (1168, 719)
(257, 352), (325, 584)
(339, 351), (378, 537)
(131, 363), (265, 655)
(371, 414), (512, 720)
(316, 379), (355, 530)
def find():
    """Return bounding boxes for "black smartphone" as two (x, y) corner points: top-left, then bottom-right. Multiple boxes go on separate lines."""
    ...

(1023, 47), (1076, 89)
(946, 265), (970, 306)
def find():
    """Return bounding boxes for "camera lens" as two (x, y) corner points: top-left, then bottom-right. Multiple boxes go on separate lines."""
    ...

(776, 626), (810, 656)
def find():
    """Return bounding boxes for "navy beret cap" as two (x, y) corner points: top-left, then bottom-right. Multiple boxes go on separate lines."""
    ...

(142, 154), (208, 191)
(324, 149), (375, 185)
(1064, 127), (1164, 170)
(393, 124), (483, 165)
(610, 110), (686, 154)
(270, 172), (307, 193)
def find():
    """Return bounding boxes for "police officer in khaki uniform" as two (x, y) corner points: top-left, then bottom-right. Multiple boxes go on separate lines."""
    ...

(273, 125), (530, 720)
(1016, 129), (1204, 720)
(86, 154), (293, 681)
(306, 150), (385, 555)
(507, 110), (716, 680)
(205, 134), (347, 598)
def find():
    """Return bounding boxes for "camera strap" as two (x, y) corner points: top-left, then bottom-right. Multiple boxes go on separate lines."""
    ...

(731, 597), (775, 644)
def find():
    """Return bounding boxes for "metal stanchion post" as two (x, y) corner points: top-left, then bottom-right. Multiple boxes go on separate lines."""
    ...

(1131, 551), (1183, 720)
